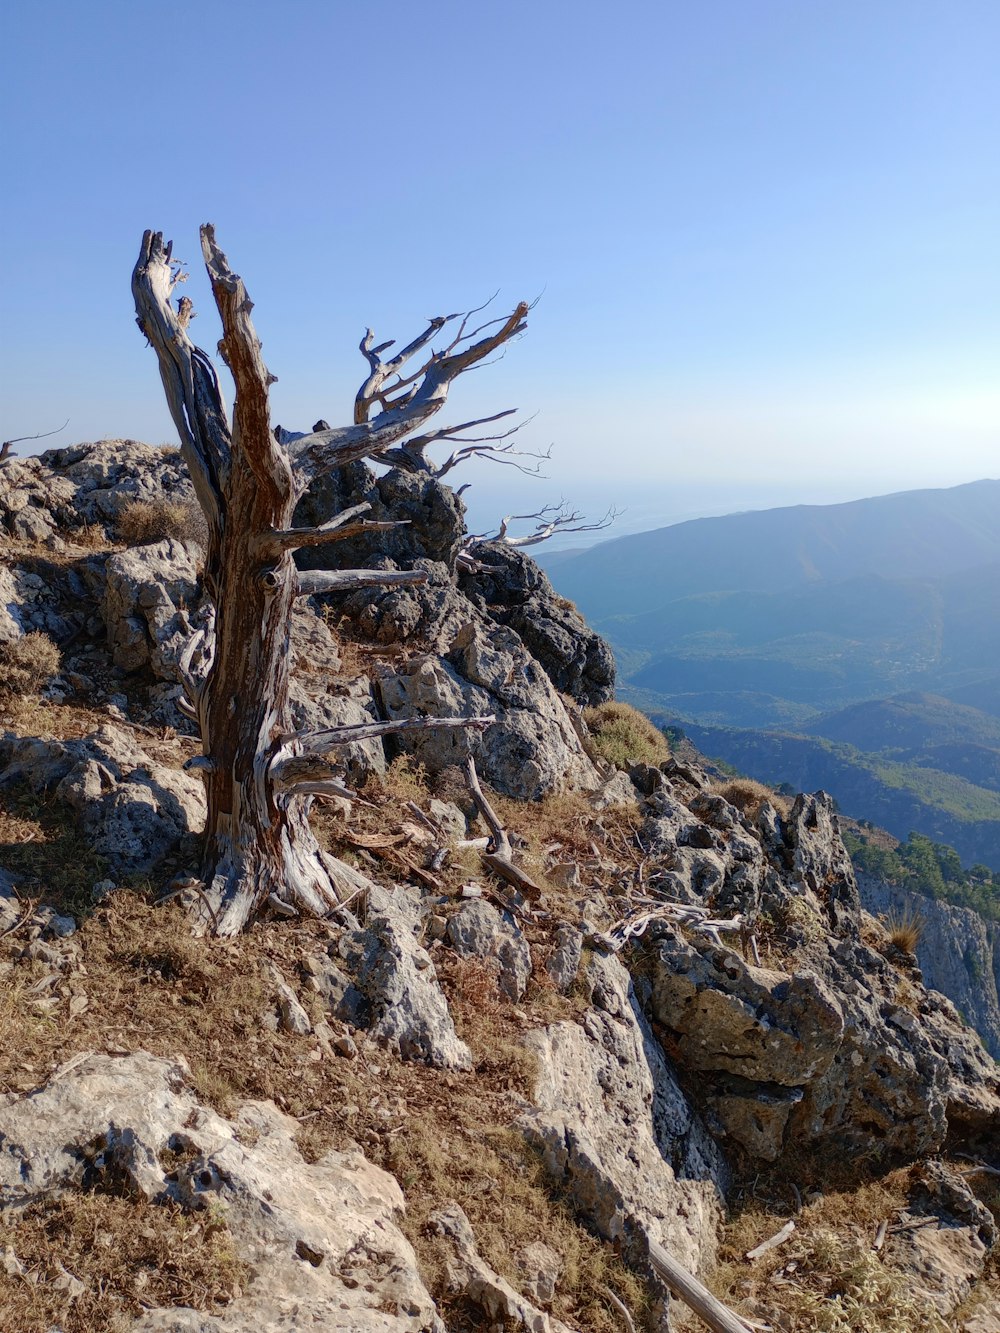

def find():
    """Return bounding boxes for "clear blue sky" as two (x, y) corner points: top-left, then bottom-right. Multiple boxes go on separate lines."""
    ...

(2, 1), (998, 536)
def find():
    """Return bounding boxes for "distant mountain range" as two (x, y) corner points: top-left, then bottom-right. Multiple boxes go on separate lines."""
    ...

(548, 479), (1000, 727)
(546, 479), (1000, 868)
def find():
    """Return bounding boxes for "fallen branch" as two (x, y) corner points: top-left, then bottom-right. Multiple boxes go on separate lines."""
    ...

(745, 1221), (795, 1261)
(463, 755), (543, 900)
(647, 1237), (755, 1333)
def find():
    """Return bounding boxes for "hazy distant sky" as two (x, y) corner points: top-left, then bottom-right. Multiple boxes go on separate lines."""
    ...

(2, 0), (998, 535)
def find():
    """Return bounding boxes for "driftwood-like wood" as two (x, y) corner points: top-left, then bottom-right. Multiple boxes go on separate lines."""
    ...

(133, 226), (527, 934)
(463, 756), (543, 900)
(647, 1238), (754, 1333)
(744, 1220), (795, 1261)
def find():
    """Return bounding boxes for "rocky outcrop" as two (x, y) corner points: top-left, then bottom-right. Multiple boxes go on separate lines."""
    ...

(459, 542), (615, 706)
(858, 874), (1000, 1059)
(0, 1050), (443, 1332)
(332, 886), (473, 1071)
(521, 951), (727, 1329)
(378, 617), (600, 800)
(628, 772), (1000, 1171)
(0, 440), (194, 542)
(0, 724), (204, 874)
(429, 1205), (573, 1333)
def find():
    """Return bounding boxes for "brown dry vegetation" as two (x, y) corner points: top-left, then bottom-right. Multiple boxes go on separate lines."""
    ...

(0, 732), (653, 1331)
(1, 683), (997, 1328)
(115, 497), (208, 549)
(0, 1194), (248, 1333)
(583, 700), (671, 770)
(708, 1164), (1000, 1332)
(883, 903), (924, 955)
(712, 776), (791, 820)
(0, 632), (60, 702)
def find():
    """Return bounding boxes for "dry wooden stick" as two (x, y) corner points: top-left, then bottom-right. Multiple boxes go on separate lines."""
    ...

(745, 1221), (796, 1261)
(463, 755), (543, 900)
(600, 1283), (637, 1333)
(647, 1237), (755, 1333)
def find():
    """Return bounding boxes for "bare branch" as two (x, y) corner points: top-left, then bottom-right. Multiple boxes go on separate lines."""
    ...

(288, 300), (529, 488)
(1, 419), (69, 462)
(264, 501), (410, 553)
(467, 502), (620, 549)
(294, 567), (428, 598)
(288, 715), (495, 756)
(464, 756), (543, 900)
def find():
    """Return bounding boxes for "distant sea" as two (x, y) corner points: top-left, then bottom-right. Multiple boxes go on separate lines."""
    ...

(456, 476), (922, 557)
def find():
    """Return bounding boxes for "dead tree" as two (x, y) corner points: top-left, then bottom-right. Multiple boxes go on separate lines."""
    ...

(133, 225), (528, 935)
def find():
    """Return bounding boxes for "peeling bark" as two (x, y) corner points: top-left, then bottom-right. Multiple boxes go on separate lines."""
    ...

(133, 226), (525, 934)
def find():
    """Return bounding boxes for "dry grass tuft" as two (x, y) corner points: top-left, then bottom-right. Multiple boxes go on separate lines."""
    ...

(712, 777), (789, 821)
(0, 632), (60, 702)
(883, 904), (923, 956)
(116, 497), (207, 549)
(0, 1192), (248, 1333)
(583, 701), (670, 770)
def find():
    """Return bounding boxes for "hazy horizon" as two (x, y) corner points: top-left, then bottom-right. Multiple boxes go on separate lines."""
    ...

(3, 1), (998, 511)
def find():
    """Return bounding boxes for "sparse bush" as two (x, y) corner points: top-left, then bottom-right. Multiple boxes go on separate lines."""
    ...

(0, 631), (60, 701)
(712, 777), (789, 820)
(116, 497), (207, 549)
(583, 701), (670, 770)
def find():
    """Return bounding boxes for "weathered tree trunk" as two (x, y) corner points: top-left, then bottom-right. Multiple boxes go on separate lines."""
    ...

(133, 226), (526, 934)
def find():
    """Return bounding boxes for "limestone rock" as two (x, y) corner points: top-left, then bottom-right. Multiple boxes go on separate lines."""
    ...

(0, 724), (204, 874)
(446, 899), (532, 1001)
(885, 1162), (997, 1316)
(0, 1050), (442, 1332)
(337, 887), (472, 1071)
(458, 542), (615, 706)
(102, 539), (201, 677)
(429, 1204), (574, 1333)
(521, 952), (726, 1328)
(378, 620), (600, 800)
(859, 875), (1000, 1059)
(0, 440), (194, 539)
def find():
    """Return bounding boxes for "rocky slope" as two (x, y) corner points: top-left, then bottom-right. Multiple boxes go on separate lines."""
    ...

(857, 875), (1000, 1061)
(1, 441), (998, 1333)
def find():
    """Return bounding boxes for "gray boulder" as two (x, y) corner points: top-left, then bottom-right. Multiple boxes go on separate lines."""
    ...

(446, 899), (532, 1001)
(521, 952), (726, 1330)
(0, 724), (204, 874)
(0, 440), (194, 540)
(336, 886), (472, 1071)
(459, 542), (615, 706)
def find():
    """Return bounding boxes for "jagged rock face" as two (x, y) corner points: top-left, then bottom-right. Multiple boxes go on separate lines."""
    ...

(429, 1204), (574, 1333)
(632, 771), (1000, 1170)
(458, 542), (616, 706)
(521, 952), (727, 1329)
(886, 1162), (998, 1316)
(446, 899), (532, 1001)
(294, 465), (466, 571)
(377, 614), (601, 800)
(0, 724), (205, 875)
(0, 441), (194, 542)
(858, 874), (1000, 1059)
(0, 1051), (443, 1332)
(102, 538), (202, 677)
